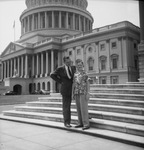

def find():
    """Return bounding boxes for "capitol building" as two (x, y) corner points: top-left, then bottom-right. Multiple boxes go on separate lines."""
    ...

(0, 0), (140, 94)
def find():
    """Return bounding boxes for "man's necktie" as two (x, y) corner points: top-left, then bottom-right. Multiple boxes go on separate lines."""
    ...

(68, 66), (72, 78)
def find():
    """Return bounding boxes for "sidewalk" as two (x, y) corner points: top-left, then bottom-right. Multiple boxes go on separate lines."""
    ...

(0, 119), (144, 150)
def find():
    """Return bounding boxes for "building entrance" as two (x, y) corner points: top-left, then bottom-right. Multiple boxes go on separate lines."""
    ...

(13, 84), (22, 95)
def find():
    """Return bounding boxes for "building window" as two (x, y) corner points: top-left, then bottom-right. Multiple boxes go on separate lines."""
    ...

(48, 12), (52, 28)
(101, 59), (106, 70)
(100, 56), (107, 70)
(88, 47), (93, 53)
(100, 44), (105, 51)
(69, 51), (72, 56)
(40, 12), (45, 28)
(111, 76), (119, 84)
(77, 49), (81, 55)
(62, 12), (66, 28)
(75, 14), (79, 30)
(111, 54), (118, 69)
(54, 11), (59, 28)
(99, 76), (107, 84)
(68, 13), (73, 29)
(111, 42), (117, 49)
(34, 14), (38, 29)
(112, 58), (117, 69)
(29, 15), (32, 31)
(88, 57), (94, 71)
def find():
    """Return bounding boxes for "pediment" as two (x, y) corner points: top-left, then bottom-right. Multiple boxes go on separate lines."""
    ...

(1, 42), (25, 57)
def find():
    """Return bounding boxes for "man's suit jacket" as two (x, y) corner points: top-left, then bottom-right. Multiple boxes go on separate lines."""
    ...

(50, 65), (76, 96)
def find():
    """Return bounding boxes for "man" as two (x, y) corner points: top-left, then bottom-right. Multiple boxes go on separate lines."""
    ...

(50, 56), (76, 128)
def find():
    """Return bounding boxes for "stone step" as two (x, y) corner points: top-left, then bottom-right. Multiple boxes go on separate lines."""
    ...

(88, 104), (144, 115)
(0, 114), (144, 147)
(26, 101), (144, 115)
(38, 97), (144, 108)
(90, 93), (144, 101)
(1, 110), (144, 137)
(40, 93), (144, 101)
(90, 84), (144, 89)
(43, 93), (144, 101)
(38, 96), (62, 102)
(90, 98), (144, 108)
(90, 89), (144, 95)
(14, 106), (144, 125)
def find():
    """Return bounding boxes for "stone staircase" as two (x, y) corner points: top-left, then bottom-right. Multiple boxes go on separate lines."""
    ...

(0, 84), (144, 147)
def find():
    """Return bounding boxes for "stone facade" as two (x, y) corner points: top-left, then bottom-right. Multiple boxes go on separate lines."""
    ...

(138, 1), (144, 82)
(0, 0), (140, 94)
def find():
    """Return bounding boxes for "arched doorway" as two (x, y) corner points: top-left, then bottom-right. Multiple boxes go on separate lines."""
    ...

(47, 82), (50, 91)
(29, 83), (33, 94)
(37, 83), (40, 91)
(13, 84), (22, 95)
(42, 82), (45, 90)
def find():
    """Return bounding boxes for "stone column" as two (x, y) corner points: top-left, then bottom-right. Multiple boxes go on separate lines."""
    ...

(40, 52), (44, 77)
(7, 60), (9, 78)
(1, 62), (4, 80)
(73, 47), (76, 65)
(45, 51), (49, 77)
(66, 12), (69, 29)
(38, 13), (40, 29)
(87, 20), (90, 31)
(106, 40), (110, 71)
(14, 58), (16, 77)
(45, 12), (48, 29)
(24, 55), (29, 78)
(21, 56), (24, 78)
(32, 55), (35, 77)
(59, 11), (62, 28)
(8, 60), (10, 77)
(79, 15), (81, 31)
(10, 59), (13, 77)
(73, 13), (75, 30)
(32, 14), (34, 30)
(28, 16), (30, 32)
(52, 11), (54, 28)
(4, 61), (6, 79)
(118, 37), (123, 69)
(138, 1), (144, 82)
(50, 50), (55, 93)
(95, 42), (99, 73)
(83, 17), (86, 32)
(51, 50), (54, 73)
(23, 18), (25, 33)
(17, 57), (20, 77)
(21, 20), (23, 35)
(36, 53), (39, 77)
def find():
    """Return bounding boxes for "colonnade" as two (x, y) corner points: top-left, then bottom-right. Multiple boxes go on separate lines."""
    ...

(1, 50), (61, 80)
(21, 11), (92, 34)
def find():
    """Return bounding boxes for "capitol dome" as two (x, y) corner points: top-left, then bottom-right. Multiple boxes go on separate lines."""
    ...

(20, 0), (93, 41)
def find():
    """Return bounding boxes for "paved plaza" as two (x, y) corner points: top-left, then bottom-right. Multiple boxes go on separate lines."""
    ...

(0, 119), (143, 150)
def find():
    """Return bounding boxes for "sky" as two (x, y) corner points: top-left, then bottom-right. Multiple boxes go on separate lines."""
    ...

(0, 0), (140, 55)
